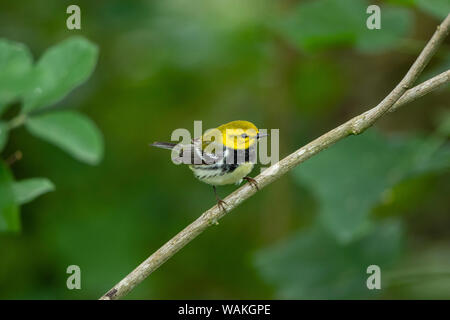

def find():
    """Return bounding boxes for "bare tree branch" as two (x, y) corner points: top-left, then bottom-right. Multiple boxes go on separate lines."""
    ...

(389, 70), (450, 113)
(100, 14), (450, 300)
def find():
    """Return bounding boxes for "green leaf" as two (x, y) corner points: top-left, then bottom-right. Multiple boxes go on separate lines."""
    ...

(0, 39), (33, 114)
(292, 58), (347, 114)
(25, 110), (104, 165)
(23, 37), (98, 112)
(12, 178), (55, 205)
(275, 0), (412, 53)
(436, 110), (450, 137)
(255, 220), (403, 299)
(0, 161), (20, 232)
(412, 142), (450, 174)
(275, 0), (361, 51)
(416, 0), (450, 19)
(385, 0), (415, 6)
(385, 245), (450, 299)
(357, 6), (412, 53)
(293, 130), (450, 242)
(0, 121), (9, 152)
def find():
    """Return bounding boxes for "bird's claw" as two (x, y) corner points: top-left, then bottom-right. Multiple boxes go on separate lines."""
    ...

(217, 199), (228, 213)
(243, 176), (259, 191)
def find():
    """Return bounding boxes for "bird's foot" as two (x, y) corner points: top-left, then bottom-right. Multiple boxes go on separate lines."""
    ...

(243, 176), (259, 191)
(208, 199), (227, 225)
(212, 185), (227, 215)
(216, 199), (228, 213)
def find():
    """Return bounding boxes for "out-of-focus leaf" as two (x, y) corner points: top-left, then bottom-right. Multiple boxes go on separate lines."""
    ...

(357, 6), (412, 53)
(0, 121), (8, 152)
(23, 37), (98, 112)
(385, 245), (450, 299)
(416, 0), (450, 19)
(0, 161), (20, 232)
(292, 59), (347, 114)
(25, 111), (104, 165)
(275, 0), (362, 51)
(293, 130), (450, 242)
(0, 39), (33, 114)
(386, 0), (415, 6)
(412, 143), (450, 174)
(12, 178), (55, 205)
(436, 110), (450, 137)
(275, 0), (412, 53)
(254, 220), (403, 299)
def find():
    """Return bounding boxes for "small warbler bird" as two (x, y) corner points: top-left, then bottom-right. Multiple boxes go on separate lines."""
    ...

(151, 120), (267, 211)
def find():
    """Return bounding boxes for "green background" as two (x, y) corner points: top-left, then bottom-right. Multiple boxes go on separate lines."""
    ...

(0, 0), (449, 299)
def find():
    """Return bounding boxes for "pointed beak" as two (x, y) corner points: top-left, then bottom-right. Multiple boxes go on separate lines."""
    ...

(256, 132), (269, 139)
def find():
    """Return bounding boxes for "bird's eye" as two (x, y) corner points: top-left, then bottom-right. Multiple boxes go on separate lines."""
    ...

(241, 133), (248, 139)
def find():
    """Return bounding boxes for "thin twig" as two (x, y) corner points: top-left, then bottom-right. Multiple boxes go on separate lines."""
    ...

(389, 70), (449, 113)
(100, 14), (450, 300)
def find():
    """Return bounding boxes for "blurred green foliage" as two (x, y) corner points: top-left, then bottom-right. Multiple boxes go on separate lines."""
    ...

(293, 130), (449, 242)
(276, 0), (412, 52)
(256, 128), (450, 298)
(26, 111), (103, 165)
(0, 36), (102, 232)
(416, 0), (450, 19)
(22, 37), (98, 113)
(255, 219), (404, 299)
(0, 0), (449, 299)
(0, 40), (32, 112)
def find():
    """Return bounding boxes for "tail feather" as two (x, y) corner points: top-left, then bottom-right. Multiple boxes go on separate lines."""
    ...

(150, 141), (177, 150)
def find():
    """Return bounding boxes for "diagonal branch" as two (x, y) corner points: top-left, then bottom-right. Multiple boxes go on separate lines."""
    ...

(389, 69), (449, 113)
(100, 14), (450, 300)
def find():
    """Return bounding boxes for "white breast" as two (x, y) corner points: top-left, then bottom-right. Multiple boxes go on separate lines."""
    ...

(190, 163), (254, 186)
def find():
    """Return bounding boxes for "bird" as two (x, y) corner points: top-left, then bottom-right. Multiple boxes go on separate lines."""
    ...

(150, 120), (268, 211)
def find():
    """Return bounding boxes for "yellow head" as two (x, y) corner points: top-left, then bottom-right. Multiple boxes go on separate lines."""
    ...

(203, 120), (264, 150)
